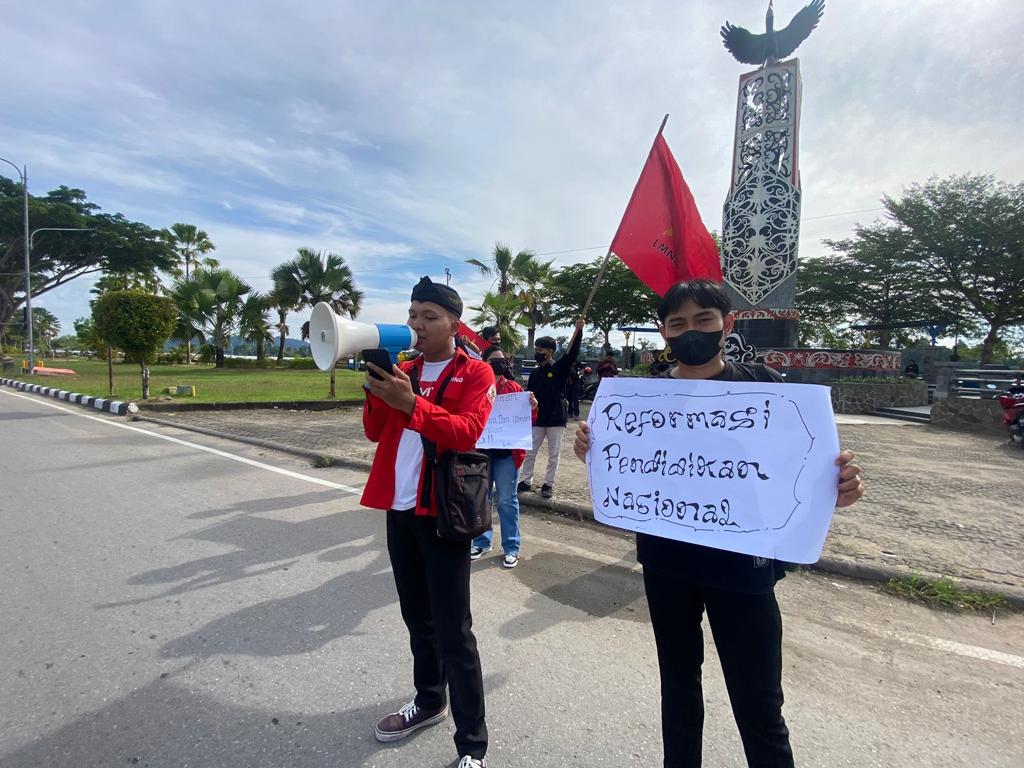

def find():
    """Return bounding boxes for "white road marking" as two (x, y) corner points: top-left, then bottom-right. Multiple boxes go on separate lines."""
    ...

(0, 388), (364, 494)
(893, 631), (1024, 670)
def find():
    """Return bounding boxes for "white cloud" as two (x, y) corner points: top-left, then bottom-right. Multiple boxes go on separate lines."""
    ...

(3, 0), (1023, 338)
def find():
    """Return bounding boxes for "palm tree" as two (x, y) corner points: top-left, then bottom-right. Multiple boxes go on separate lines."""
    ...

(169, 268), (252, 368)
(163, 223), (218, 280)
(267, 288), (299, 364)
(238, 291), (274, 367)
(466, 242), (536, 295)
(511, 254), (555, 350)
(164, 224), (219, 363)
(271, 248), (364, 397)
(469, 292), (525, 352)
(91, 271), (161, 296)
(32, 308), (60, 357)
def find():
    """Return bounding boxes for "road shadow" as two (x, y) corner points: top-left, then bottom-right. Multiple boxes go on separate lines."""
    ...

(98, 493), (369, 609)
(0, 676), (444, 768)
(158, 541), (396, 659)
(498, 552), (649, 640)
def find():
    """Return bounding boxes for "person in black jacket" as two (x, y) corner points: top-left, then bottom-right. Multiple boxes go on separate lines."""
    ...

(519, 318), (585, 498)
(573, 280), (865, 768)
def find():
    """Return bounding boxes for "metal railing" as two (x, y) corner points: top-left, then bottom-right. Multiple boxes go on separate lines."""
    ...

(950, 368), (1024, 399)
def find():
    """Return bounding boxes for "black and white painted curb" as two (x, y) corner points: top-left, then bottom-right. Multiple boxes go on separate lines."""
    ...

(0, 377), (137, 416)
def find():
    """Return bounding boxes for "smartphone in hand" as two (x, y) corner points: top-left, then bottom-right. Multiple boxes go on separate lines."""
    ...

(362, 348), (393, 380)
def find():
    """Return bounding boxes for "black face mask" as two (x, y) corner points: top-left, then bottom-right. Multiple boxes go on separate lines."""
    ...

(666, 330), (723, 367)
(488, 359), (512, 379)
(534, 351), (549, 363)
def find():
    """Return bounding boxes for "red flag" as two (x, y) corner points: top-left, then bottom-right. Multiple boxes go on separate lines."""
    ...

(610, 132), (722, 296)
(457, 322), (488, 355)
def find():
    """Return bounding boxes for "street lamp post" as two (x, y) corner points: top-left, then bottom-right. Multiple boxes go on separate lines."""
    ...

(0, 156), (30, 371)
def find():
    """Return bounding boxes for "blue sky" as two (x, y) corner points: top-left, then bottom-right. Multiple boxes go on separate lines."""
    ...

(2, 0), (1023, 345)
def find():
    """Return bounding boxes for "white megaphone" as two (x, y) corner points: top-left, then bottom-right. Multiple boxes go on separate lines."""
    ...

(308, 302), (418, 372)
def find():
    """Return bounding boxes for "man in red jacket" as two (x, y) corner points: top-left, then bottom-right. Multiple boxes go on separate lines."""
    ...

(361, 276), (496, 768)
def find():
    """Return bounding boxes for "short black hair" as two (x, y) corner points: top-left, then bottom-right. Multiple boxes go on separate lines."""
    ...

(481, 345), (502, 361)
(481, 326), (499, 341)
(657, 279), (731, 323)
(535, 336), (557, 351)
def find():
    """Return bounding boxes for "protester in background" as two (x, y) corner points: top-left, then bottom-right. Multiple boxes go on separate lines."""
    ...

(471, 346), (538, 568)
(480, 326), (501, 349)
(596, 354), (619, 378)
(565, 361), (584, 420)
(361, 276), (496, 768)
(904, 359), (920, 378)
(573, 279), (865, 768)
(519, 318), (585, 499)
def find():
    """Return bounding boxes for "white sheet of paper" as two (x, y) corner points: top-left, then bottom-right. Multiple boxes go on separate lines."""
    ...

(476, 391), (533, 450)
(586, 377), (840, 563)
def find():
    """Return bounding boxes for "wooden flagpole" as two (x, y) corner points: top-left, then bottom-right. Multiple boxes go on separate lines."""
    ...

(580, 114), (670, 320)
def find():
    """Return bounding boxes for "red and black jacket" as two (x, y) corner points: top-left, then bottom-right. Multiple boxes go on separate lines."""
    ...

(360, 347), (496, 516)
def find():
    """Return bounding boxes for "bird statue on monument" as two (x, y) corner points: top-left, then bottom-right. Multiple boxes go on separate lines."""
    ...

(720, 0), (825, 67)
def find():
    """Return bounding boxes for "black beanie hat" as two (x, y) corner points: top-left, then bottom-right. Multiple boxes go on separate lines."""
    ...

(410, 276), (463, 318)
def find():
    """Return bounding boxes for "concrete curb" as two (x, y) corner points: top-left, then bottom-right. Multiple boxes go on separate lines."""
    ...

(1, 377), (132, 416)
(125, 411), (1024, 608)
(137, 399), (364, 413)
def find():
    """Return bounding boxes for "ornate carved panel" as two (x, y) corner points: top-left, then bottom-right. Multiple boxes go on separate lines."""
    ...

(723, 60), (802, 309)
(724, 331), (757, 364)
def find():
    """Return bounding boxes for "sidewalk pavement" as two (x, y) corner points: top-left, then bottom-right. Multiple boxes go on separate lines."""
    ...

(135, 401), (1024, 601)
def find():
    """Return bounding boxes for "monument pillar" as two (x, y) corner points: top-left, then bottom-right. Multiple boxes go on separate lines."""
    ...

(721, 59), (802, 353)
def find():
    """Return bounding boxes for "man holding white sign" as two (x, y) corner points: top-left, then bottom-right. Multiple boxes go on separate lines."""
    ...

(471, 346), (537, 568)
(574, 280), (864, 768)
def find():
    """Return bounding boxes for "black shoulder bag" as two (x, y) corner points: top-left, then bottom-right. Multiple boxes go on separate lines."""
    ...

(410, 363), (492, 541)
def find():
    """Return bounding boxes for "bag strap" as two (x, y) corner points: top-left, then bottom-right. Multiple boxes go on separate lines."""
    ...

(409, 357), (461, 507)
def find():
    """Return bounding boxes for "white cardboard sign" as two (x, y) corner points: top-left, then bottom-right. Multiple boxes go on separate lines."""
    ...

(586, 378), (840, 563)
(477, 391), (533, 450)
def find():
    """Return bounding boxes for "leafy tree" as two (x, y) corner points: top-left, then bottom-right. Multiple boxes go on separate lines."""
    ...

(0, 178), (176, 338)
(795, 255), (856, 348)
(32, 307), (60, 355)
(238, 291), (273, 367)
(271, 248), (363, 397)
(92, 291), (177, 398)
(549, 257), (659, 353)
(169, 268), (252, 368)
(798, 222), (968, 349)
(885, 174), (1024, 363)
(73, 317), (108, 358)
(469, 291), (526, 352)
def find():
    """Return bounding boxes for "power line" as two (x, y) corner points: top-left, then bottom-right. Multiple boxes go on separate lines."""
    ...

(803, 207), (885, 221)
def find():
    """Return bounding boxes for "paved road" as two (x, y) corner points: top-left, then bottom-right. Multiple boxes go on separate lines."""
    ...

(142, 401), (1024, 594)
(2, 388), (1023, 767)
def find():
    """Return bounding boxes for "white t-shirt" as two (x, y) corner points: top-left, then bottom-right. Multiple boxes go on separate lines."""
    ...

(392, 358), (453, 510)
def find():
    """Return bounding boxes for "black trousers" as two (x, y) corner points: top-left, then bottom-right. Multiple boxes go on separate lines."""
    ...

(386, 509), (487, 759)
(643, 567), (794, 768)
(567, 392), (581, 418)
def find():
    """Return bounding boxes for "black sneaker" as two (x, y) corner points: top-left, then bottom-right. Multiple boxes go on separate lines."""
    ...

(374, 700), (448, 742)
(540, 484), (553, 499)
(470, 545), (491, 561)
(516, 481), (532, 493)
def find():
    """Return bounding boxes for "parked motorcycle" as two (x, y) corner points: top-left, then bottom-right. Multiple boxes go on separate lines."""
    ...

(997, 379), (1024, 448)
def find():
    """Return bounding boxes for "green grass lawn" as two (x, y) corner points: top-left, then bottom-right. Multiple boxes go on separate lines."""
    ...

(2, 357), (366, 403)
